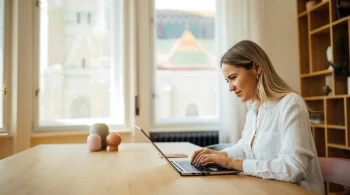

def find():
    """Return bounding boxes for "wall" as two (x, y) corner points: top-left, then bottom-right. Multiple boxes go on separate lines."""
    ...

(262, 0), (300, 93)
(0, 136), (13, 159)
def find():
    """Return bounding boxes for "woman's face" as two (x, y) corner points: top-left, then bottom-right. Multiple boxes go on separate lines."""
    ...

(221, 64), (260, 103)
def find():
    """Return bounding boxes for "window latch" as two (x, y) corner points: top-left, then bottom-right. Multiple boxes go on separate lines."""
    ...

(35, 88), (40, 97)
(2, 86), (7, 95)
(135, 95), (140, 116)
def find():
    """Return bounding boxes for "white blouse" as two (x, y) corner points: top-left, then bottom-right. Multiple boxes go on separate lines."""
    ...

(222, 93), (325, 195)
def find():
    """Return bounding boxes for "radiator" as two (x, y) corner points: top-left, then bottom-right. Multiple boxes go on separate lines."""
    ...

(150, 131), (219, 147)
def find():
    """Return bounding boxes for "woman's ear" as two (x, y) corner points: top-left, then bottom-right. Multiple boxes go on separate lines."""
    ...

(253, 62), (261, 74)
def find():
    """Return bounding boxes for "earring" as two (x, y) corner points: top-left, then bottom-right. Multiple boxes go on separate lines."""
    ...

(256, 74), (260, 80)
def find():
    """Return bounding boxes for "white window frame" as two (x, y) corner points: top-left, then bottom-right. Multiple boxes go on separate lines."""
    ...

(136, 0), (219, 133)
(0, 0), (10, 134)
(32, 0), (134, 133)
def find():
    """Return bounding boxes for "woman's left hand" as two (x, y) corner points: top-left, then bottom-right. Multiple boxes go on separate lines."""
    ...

(197, 154), (243, 171)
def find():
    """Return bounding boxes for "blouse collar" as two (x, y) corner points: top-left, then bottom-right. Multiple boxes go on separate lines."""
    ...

(249, 99), (279, 112)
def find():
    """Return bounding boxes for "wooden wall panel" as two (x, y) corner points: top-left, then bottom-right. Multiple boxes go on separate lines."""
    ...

(0, 136), (13, 160)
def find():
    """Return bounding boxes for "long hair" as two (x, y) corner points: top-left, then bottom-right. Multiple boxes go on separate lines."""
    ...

(220, 40), (296, 104)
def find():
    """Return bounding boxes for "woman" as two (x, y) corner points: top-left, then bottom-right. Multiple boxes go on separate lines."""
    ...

(191, 40), (324, 194)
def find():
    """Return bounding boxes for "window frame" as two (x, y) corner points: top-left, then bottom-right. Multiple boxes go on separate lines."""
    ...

(32, 0), (134, 133)
(29, 0), (219, 134)
(0, 0), (11, 134)
(137, 0), (220, 133)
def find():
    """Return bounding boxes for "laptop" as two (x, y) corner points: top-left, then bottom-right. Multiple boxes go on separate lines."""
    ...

(135, 125), (241, 176)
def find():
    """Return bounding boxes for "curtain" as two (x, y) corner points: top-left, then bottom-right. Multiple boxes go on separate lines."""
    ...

(216, 0), (265, 144)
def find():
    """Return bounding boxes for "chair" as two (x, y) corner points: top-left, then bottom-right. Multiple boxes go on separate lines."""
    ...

(319, 157), (350, 194)
(205, 143), (233, 151)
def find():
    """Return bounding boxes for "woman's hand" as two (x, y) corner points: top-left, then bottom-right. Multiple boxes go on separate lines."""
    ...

(191, 148), (227, 165)
(197, 154), (243, 171)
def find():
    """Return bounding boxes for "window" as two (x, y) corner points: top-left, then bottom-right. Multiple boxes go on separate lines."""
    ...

(70, 97), (91, 118)
(153, 0), (218, 126)
(185, 103), (199, 117)
(77, 12), (81, 24)
(88, 12), (92, 24)
(35, 0), (126, 131)
(0, 0), (4, 132)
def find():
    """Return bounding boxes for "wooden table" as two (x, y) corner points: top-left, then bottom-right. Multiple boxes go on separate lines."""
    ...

(0, 143), (315, 195)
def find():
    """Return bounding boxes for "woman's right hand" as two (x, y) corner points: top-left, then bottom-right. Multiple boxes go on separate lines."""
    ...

(191, 148), (228, 166)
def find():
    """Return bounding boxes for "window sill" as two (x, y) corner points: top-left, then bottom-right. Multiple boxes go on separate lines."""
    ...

(150, 119), (219, 133)
(32, 125), (132, 134)
(150, 125), (219, 133)
(31, 131), (132, 145)
(31, 130), (132, 138)
(0, 134), (12, 139)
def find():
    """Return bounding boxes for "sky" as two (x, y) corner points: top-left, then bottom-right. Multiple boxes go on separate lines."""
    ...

(155, 0), (215, 11)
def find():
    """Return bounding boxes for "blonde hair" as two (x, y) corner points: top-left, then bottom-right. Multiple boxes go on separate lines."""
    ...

(220, 40), (296, 104)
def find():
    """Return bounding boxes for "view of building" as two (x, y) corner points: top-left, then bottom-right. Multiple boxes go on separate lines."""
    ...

(40, 0), (217, 122)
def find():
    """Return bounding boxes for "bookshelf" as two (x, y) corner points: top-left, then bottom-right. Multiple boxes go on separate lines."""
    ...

(297, 0), (350, 194)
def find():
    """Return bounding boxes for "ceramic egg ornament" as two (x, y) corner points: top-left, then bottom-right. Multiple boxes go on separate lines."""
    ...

(106, 133), (122, 151)
(87, 134), (102, 151)
(90, 123), (110, 149)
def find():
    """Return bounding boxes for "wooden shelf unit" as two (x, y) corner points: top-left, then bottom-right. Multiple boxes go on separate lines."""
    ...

(297, 0), (350, 194)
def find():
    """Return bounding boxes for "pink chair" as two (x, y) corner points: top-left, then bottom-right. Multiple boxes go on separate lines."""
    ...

(319, 157), (350, 195)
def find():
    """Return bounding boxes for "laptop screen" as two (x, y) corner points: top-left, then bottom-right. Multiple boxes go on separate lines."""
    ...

(134, 125), (178, 165)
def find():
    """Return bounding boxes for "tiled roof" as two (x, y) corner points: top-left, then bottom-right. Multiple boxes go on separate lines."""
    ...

(168, 30), (210, 66)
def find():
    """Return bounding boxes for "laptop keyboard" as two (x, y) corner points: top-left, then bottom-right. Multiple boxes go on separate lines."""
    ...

(174, 160), (202, 173)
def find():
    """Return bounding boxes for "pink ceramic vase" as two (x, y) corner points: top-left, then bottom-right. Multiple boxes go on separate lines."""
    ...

(87, 134), (102, 151)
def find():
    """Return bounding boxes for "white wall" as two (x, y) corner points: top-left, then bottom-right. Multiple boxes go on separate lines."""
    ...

(261, 0), (300, 93)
